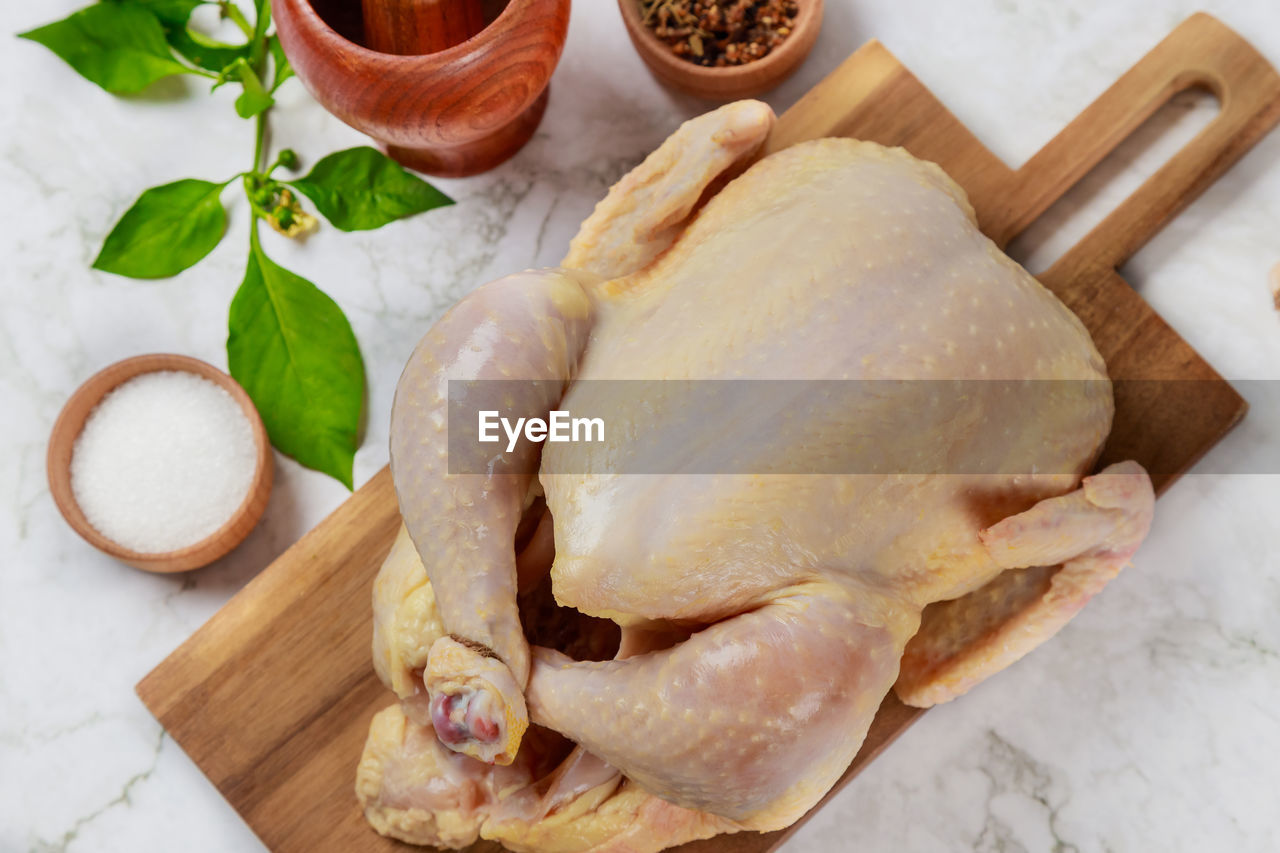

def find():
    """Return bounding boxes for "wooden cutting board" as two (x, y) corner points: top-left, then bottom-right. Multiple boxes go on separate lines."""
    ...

(137, 13), (1280, 853)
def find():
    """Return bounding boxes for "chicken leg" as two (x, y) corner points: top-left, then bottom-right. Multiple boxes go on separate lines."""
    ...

(390, 267), (596, 763)
(563, 99), (775, 280)
(525, 581), (917, 830)
(896, 461), (1155, 707)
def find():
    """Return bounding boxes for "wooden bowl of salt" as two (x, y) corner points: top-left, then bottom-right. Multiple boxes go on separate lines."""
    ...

(47, 354), (273, 573)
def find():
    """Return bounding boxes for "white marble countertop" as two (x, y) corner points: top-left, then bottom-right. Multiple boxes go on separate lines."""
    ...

(3, 0), (1279, 850)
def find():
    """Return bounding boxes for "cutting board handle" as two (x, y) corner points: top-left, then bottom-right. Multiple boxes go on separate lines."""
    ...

(1001, 12), (1280, 272)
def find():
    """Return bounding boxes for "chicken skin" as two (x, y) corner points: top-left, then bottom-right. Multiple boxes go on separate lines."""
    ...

(359, 101), (1154, 851)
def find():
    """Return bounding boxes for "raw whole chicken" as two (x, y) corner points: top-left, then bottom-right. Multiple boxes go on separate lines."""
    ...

(356, 100), (1155, 852)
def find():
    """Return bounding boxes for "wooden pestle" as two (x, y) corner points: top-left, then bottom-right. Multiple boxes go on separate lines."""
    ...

(361, 0), (487, 55)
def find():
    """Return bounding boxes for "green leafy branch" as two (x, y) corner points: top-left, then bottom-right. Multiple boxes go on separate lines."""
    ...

(19, 0), (453, 489)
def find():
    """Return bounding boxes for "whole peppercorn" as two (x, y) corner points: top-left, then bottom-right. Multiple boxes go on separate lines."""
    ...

(639, 0), (800, 67)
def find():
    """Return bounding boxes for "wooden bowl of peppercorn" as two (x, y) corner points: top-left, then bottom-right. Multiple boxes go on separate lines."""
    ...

(618, 0), (822, 100)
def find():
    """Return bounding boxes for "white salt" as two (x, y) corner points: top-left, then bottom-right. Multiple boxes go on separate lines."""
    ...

(70, 370), (258, 554)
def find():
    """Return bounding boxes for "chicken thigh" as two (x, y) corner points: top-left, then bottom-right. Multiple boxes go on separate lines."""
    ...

(360, 101), (1154, 851)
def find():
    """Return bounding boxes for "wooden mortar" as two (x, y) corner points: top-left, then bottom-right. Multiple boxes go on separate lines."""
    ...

(361, 0), (486, 55)
(272, 0), (570, 177)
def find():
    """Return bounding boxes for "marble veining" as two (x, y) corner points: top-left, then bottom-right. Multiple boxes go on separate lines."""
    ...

(2, 0), (1279, 850)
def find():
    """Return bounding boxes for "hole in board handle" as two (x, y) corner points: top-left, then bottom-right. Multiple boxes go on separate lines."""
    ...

(1007, 86), (1220, 279)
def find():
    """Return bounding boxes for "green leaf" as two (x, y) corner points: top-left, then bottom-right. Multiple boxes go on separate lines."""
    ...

(93, 179), (229, 278)
(18, 4), (193, 94)
(233, 62), (273, 118)
(287, 147), (454, 232)
(228, 234), (364, 488)
(104, 0), (250, 74)
(107, 0), (204, 28)
(267, 34), (293, 92)
(166, 25), (250, 73)
(212, 57), (273, 118)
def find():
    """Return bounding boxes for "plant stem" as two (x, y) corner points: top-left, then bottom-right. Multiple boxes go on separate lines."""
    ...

(252, 111), (268, 174)
(251, 1), (271, 70)
(222, 1), (254, 40)
(247, 0), (271, 171)
(263, 152), (287, 175)
(248, 109), (268, 244)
